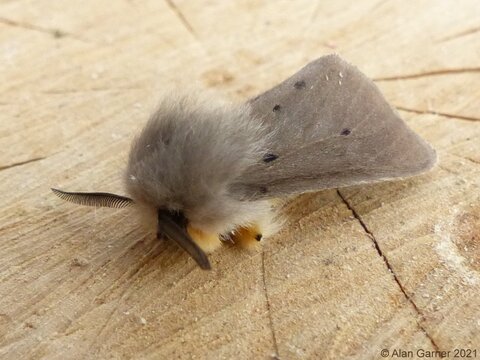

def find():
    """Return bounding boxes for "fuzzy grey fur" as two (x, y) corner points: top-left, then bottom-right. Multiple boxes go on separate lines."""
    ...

(125, 95), (272, 235)
(125, 55), (436, 239)
(53, 54), (437, 268)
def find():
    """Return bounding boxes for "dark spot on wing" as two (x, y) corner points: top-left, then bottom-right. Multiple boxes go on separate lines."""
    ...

(263, 153), (278, 163)
(272, 104), (281, 112)
(255, 234), (262, 241)
(259, 186), (268, 194)
(294, 80), (306, 89)
(341, 128), (351, 136)
(162, 136), (171, 145)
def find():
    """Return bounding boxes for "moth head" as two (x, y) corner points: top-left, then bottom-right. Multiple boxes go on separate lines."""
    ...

(123, 94), (271, 254)
(51, 188), (211, 270)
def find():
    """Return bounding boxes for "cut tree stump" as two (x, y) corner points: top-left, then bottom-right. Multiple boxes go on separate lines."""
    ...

(0, 1), (479, 359)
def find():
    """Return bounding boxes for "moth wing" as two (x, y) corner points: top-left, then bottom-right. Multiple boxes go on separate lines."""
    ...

(233, 55), (436, 199)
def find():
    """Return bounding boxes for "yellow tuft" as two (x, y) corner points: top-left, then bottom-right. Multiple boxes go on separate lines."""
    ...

(232, 225), (263, 249)
(187, 225), (222, 253)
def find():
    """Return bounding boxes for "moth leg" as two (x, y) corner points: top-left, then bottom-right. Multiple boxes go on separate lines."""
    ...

(186, 225), (222, 253)
(232, 224), (263, 249)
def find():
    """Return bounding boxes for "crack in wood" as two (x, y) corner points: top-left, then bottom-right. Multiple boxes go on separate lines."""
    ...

(374, 67), (480, 81)
(0, 157), (46, 172)
(165, 0), (198, 40)
(451, 153), (480, 166)
(336, 190), (441, 351)
(436, 26), (480, 43)
(261, 249), (280, 359)
(395, 105), (480, 122)
(0, 16), (86, 42)
(91, 242), (160, 354)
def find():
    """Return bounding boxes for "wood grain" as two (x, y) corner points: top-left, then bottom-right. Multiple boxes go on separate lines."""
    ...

(0, 0), (479, 359)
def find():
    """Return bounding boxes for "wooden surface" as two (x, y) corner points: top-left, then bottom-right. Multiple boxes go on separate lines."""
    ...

(1, 1), (479, 359)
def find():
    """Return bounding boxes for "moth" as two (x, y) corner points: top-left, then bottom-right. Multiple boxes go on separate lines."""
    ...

(52, 54), (437, 270)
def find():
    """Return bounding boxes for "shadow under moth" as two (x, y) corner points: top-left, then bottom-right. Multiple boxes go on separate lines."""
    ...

(52, 54), (437, 269)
